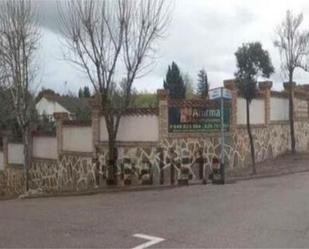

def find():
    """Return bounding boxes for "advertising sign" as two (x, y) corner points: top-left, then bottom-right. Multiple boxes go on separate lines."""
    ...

(168, 105), (230, 133)
(209, 88), (232, 100)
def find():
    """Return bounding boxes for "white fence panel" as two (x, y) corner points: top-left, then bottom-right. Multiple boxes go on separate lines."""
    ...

(100, 115), (159, 142)
(237, 97), (265, 125)
(295, 98), (308, 119)
(8, 143), (24, 165)
(33, 136), (58, 159)
(270, 97), (289, 121)
(63, 126), (93, 152)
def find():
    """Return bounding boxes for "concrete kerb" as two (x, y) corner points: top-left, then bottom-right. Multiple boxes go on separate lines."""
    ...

(226, 168), (309, 183)
(18, 183), (190, 200)
(3, 166), (309, 201)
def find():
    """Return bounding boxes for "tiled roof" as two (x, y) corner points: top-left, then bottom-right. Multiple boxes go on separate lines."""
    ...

(296, 84), (309, 92)
(99, 107), (158, 116)
(62, 120), (92, 126)
(40, 94), (90, 114)
(123, 108), (158, 116)
(295, 85), (309, 98)
(169, 98), (209, 107)
(270, 91), (289, 98)
(168, 98), (232, 108)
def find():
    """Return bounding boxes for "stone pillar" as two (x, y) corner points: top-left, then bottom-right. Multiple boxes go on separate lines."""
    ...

(259, 81), (273, 126)
(283, 82), (296, 119)
(157, 89), (169, 143)
(224, 79), (237, 132)
(53, 112), (69, 157)
(90, 98), (101, 154)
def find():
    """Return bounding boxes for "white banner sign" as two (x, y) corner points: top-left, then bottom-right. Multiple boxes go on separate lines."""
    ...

(209, 88), (232, 100)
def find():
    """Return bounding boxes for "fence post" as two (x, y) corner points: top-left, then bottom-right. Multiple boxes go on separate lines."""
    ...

(53, 112), (69, 157)
(90, 97), (101, 155)
(259, 81), (273, 126)
(157, 89), (169, 143)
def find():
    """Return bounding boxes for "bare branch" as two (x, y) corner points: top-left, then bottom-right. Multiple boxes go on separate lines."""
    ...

(274, 10), (309, 81)
(273, 10), (309, 154)
(58, 0), (171, 182)
(0, 0), (40, 190)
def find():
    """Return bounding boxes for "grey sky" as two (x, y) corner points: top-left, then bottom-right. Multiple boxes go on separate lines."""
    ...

(36, 0), (309, 94)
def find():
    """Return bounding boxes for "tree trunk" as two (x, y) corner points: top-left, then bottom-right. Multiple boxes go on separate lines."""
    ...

(104, 107), (122, 185)
(246, 99), (256, 174)
(288, 76), (296, 154)
(107, 134), (117, 185)
(23, 126), (31, 191)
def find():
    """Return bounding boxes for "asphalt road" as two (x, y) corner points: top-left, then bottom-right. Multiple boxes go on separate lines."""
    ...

(1, 172), (309, 248)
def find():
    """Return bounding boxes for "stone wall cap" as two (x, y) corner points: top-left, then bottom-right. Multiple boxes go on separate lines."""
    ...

(157, 89), (169, 100)
(168, 98), (231, 107)
(123, 108), (159, 116)
(283, 82), (296, 90)
(271, 90), (288, 98)
(32, 131), (56, 137)
(63, 120), (92, 127)
(259, 81), (273, 90)
(224, 79), (237, 90)
(53, 112), (69, 120)
(99, 108), (158, 117)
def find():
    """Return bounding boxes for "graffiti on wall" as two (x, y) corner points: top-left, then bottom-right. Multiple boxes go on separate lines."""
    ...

(2, 121), (309, 196)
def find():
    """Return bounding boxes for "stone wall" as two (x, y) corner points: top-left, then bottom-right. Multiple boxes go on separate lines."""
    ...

(2, 80), (309, 196)
(93, 119), (309, 187)
(0, 123), (307, 197)
(234, 124), (290, 167)
(295, 121), (309, 152)
(30, 153), (96, 193)
(95, 135), (234, 186)
(0, 168), (24, 197)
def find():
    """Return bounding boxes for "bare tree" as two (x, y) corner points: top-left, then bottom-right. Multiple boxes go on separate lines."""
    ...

(274, 10), (309, 154)
(0, 0), (40, 191)
(58, 0), (170, 184)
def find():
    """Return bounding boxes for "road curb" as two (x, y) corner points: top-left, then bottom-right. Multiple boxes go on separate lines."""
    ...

(226, 168), (309, 183)
(4, 169), (309, 200)
(18, 183), (187, 200)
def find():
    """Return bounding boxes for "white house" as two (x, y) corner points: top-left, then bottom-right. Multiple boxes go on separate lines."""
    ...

(36, 92), (90, 120)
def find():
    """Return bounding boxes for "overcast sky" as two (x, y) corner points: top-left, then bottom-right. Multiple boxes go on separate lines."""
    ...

(36, 0), (309, 94)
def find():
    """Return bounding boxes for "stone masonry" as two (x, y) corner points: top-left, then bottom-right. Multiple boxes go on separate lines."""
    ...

(1, 80), (309, 196)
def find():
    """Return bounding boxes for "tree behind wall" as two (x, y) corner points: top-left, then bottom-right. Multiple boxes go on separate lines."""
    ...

(59, 0), (170, 184)
(78, 86), (91, 98)
(197, 69), (209, 98)
(131, 91), (158, 108)
(0, 87), (22, 139)
(274, 10), (309, 154)
(0, 0), (40, 190)
(163, 62), (186, 99)
(235, 42), (274, 174)
(183, 73), (194, 99)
